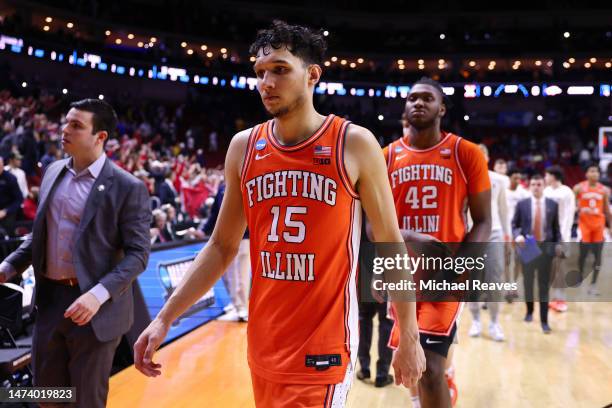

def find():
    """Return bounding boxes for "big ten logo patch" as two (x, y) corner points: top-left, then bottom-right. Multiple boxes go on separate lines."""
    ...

(313, 157), (331, 165)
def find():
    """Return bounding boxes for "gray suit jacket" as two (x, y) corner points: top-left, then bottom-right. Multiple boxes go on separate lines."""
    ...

(5, 157), (151, 342)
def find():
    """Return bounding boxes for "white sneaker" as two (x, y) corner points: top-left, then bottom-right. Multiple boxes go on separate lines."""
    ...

(237, 310), (249, 322)
(489, 322), (505, 342)
(469, 320), (481, 337)
(224, 303), (236, 313)
(218, 310), (240, 321)
(588, 284), (600, 296)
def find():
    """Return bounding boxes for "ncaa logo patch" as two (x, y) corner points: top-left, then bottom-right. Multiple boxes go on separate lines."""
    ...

(255, 139), (267, 151)
(395, 147), (404, 153)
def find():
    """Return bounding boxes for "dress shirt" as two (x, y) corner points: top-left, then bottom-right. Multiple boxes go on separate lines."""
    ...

(45, 153), (110, 303)
(0, 154), (111, 304)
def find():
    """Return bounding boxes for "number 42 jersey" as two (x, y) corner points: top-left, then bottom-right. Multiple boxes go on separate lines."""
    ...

(241, 114), (361, 384)
(384, 131), (490, 340)
(383, 131), (490, 243)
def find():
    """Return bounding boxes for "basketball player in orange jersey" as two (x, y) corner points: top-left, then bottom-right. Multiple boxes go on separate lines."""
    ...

(385, 78), (491, 408)
(574, 164), (611, 295)
(133, 21), (425, 407)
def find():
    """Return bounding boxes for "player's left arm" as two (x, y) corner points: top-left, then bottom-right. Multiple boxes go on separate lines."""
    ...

(344, 124), (425, 388)
(459, 141), (492, 242)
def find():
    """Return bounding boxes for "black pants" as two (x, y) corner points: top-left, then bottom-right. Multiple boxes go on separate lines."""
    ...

(33, 281), (121, 408)
(523, 253), (552, 324)
(578, 242), (604, 284)
(358, 301), (393, 379)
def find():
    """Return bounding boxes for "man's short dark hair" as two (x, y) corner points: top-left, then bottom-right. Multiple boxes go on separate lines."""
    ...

(545, 165), (564, 182)
(412, 77), (453, 108)
(69, 99), (118, 139)
(530, 174), (544, 181)
(249, 20), (327, 65)
(586, 163), (600, 172)
(508, 168), (522, 177)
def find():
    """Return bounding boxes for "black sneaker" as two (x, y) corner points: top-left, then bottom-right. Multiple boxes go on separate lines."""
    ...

(375, 375), (394, 388)
(541, 323), (552, 334)
(524, 313), (533, 322)
(356, 369), (370, 381)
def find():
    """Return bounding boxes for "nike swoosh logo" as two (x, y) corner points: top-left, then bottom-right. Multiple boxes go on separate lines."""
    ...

(396, 154), (407, 161)
(425, 338), (443, 344)
(255, 153), (272, 160)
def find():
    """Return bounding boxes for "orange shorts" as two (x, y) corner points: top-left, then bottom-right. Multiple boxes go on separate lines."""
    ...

(388, 301), (462, 349)
(579, 223), (605, 243)
(250, 367), (353, 408)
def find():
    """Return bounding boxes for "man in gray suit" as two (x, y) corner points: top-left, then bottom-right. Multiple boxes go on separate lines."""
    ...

(0, 99), (151, 407)
(512, 174), (562, 334)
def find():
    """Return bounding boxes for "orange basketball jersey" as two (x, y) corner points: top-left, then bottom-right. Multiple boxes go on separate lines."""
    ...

(384, 132), (490, 338)
(577, 181), (607, 226)
(241, 114), (361, 385)
(383, 131), (490, 243)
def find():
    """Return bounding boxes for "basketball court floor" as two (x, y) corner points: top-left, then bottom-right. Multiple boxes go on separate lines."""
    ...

(108, 300), (611, 407)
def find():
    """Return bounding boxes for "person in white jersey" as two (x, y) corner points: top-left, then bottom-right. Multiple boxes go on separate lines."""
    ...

(544, 165), (575, 312)
(468, 145), (509, 341)
(493, 159), (510, 188)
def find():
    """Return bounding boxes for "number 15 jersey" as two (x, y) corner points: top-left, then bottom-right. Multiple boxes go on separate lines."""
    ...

(241, 114), (361, 384)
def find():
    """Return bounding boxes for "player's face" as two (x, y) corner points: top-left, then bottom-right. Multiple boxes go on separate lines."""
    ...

(253, 46), (320, 118)
(61, 108), (105, 158)
(544, 173), (555, 186)
(509, 173), (521, 188)
(404, 84), (446, 130)
(586, 167), (599, 182)
(529, 179), (545, 196)
(494, 162), (507, 175)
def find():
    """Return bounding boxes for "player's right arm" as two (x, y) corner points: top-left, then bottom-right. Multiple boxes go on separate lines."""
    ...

(134, 129), (251, 377)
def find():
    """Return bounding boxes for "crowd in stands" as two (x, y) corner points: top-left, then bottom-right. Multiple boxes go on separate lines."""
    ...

(0, 88), (227, 243)
(0, 83), (609, 242)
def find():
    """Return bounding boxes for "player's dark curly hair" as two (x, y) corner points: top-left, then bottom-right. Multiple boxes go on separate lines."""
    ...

(412, 77), (453, 108)
(249, 20), (327, 65)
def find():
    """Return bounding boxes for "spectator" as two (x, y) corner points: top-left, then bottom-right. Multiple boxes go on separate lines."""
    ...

(150, 208), (175, 244)
(208, 130), (218, 152)
(579, 147), (591, 168)
(151, 161), (177, 207)
(5, 151), (28, 198)
(0, 156), (23, 237)
(40, 141), (60, 171)
(23, 186), (39, 221)
(16, 129), (38, 176)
